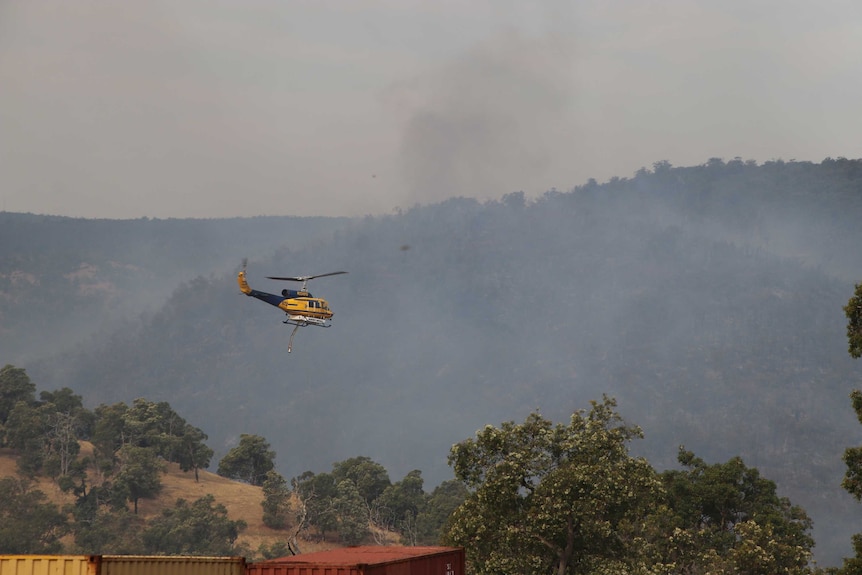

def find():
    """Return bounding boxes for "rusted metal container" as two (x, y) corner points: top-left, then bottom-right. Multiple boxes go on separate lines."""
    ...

(247, 546), (464, 575)
(0, 556), (98, 575)
(99, 556), (246, 575)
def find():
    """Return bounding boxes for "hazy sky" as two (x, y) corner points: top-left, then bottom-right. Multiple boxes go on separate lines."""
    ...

(2, 1), (861, 218)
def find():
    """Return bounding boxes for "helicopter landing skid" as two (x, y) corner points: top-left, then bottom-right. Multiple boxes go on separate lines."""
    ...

(283, 315), (331, 353)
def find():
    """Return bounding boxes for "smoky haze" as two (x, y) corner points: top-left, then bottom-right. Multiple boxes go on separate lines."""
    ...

(391, 31), (576, 206)
(2, 1), (862, 218)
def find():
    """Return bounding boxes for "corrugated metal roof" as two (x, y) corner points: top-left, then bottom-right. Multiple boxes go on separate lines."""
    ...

(267, 547), (459, 567)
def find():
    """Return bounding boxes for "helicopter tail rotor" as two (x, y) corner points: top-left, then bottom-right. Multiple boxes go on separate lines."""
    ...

(237, 258), (252, 295)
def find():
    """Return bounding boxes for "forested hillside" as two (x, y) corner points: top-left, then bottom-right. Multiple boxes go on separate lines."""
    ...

(5, 157), (862, 564)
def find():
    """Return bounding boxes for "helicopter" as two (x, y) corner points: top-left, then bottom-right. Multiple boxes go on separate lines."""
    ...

(238, 259), (347, 352)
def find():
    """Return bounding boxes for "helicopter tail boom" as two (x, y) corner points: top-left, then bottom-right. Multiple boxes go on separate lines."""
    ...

(238, 269), (287, 308)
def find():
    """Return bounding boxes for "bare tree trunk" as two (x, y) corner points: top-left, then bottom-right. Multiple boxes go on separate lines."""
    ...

(286, 495), (308, 555)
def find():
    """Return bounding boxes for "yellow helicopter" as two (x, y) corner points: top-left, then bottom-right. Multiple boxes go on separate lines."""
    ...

(238, 259), (347, 352)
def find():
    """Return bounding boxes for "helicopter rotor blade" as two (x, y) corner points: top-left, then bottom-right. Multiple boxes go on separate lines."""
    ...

(266, 271), (348, 282)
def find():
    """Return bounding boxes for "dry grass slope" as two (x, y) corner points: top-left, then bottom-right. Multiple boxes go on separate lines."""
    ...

(0, 445), (332, 554)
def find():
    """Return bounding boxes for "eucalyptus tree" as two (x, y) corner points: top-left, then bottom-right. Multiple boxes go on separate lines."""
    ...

(261, 470), (291, 529)
(90, 399), (212, 481)
(444, 396), (662, 575)
(0, 364), (36, 427)
(217, 433), (275, 486)
(654, 448), (813, 574)
(842, 283), (862, 574)
(0, 478), (68, 553)
(845, 283), (862, 358)
(113, 445), (164, 514)
(292, 470), (338, 540)
(376, 469), (426, 544)
(331, 456), (391, 504)
(333, 479), (369, 545)
(3, 384), (92, 478)
(415, 479), (468, 545)
(141, 495), (246, 555)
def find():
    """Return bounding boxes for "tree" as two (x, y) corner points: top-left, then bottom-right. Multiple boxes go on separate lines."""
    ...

(88, 399), (213, 482)
(91, 402), (129, 473)
(38, 388), (92, 479)
(261, 470), (291, 529)
(376, 469), (426, 544)
(0, 364), (36, 427)
(3, 388), (92, 479)
(333, 479), (369, 545)
(72, 505), (146, 555)
(331, 456), (391, 503)
(176, 423), (214, 482)
(4, 401), (47, 475)
(415, 479), (468, 545)
(114, 445), (164, 514)
(67, 480), (142, 553)
(121, 398), (213, 480)
(123, 398), (180, 449)
(0, 477), (68, 553)
(845, 283), (862, 358)
(292, 470), (339, 540)
(844, 392), (862, 500)
(140, 495), (247, 555)
(445, 396), (662, 575)
(654, 448), (813, 574)
(843, 285), (862, 573)
(840, 534), (862, 575)
(217, 434), (275, 486)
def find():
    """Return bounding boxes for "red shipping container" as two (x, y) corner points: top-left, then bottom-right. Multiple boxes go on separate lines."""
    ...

(247, 546), (464, 575)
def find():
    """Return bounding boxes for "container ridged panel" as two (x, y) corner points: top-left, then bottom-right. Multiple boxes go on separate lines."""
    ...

(0, 556), (97, 575)
(247, 546), (464, 575)
(100, 557), (245, 575)
(247, 564), (363, 575)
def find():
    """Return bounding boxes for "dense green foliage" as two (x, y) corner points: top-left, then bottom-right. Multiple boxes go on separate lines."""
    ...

(261, 470), (291, 529)
(0, 364), (36, 425)
(217, 434), (276, 486)
(0, 478), (68, 553)
(141, 495), (247, 555)
(842, 391), (862, 500)
(445, 401), (815, 575)
(292, 456), (466, 546)
(846, 284), (862, 359)
(114, 445), (165, 514)
(376, 469), (426, 544)
(445, 397), (661, 574)
(839, 289), (862, 575)
(654, 449), (813, 574)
